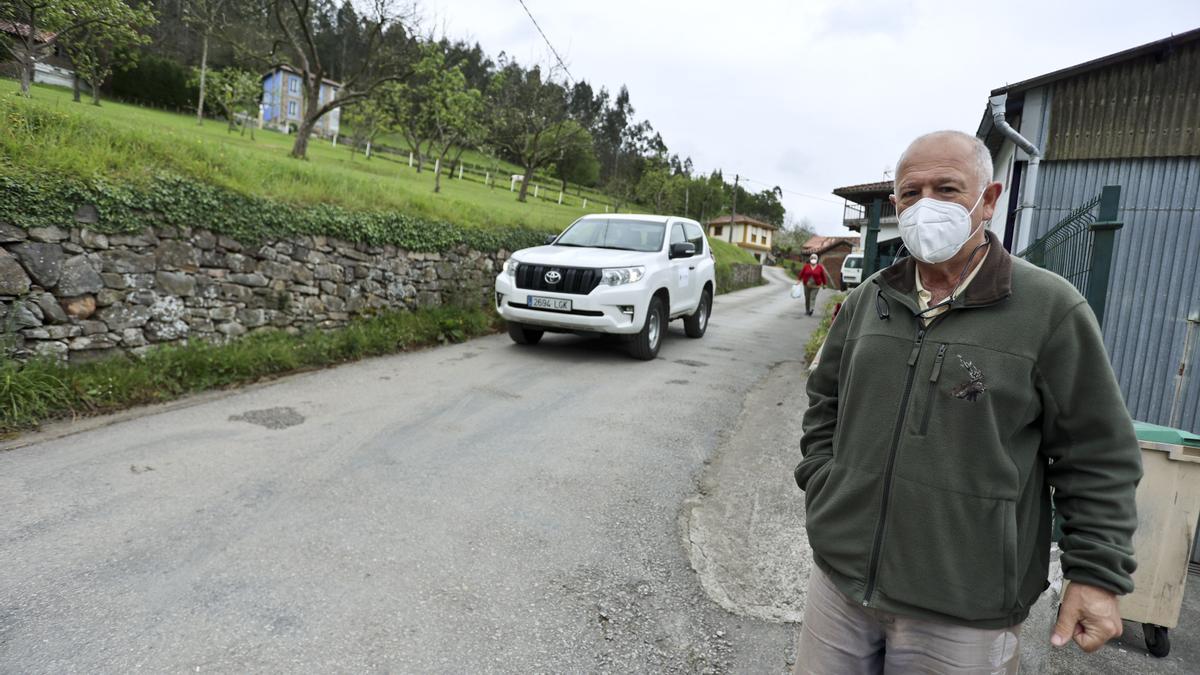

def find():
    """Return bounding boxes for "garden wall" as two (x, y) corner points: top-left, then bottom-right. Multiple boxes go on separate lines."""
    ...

(0, 222), (504, 363)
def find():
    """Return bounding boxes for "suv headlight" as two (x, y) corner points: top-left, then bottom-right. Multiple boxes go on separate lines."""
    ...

(601, 266), (645, 286)
(504, 258), (520, 277)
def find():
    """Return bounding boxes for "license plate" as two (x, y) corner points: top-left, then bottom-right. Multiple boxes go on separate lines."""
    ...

(528, 296), (572, 311)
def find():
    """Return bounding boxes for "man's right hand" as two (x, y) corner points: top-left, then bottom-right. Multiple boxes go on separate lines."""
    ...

(1052, 582), (1124, 653)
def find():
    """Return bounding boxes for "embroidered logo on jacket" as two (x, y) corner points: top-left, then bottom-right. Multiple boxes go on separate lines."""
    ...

(952, 354), (987, 402)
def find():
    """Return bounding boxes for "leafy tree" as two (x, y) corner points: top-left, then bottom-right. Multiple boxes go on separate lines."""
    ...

(342, 95), (388, 158)
(552, 123), (599, 192)
(418, 52), (485, 193)
(201, 67), (260, 133)
(487, 61), (588, 203)
(62, 2), (154, 105)
(0, 0), (146, 96)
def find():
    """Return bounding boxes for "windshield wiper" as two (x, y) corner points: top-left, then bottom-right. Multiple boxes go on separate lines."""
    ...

(554, 242), (587, 247)
(593, 245), (638, 251)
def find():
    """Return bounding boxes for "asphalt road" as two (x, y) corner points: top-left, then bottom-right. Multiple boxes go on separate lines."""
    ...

(1, 267), (822, 673)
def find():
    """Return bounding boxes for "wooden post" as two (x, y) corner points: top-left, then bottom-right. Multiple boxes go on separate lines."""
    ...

(458, 164), (464, 180)
(534, 185), (539, 199)
(408, 152), (413, 168)
(558, 190), (563, 205)
(434, 158), (440, 176)
(583, 198), (588, 209)
(365, 141), (371, 158)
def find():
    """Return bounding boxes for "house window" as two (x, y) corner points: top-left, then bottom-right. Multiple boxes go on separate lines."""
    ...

(287, 100), (298, 119)
(713, 225), (723, 237)
(288, 75), (300, 94)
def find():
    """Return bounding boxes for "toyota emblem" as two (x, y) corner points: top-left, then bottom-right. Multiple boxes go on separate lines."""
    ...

(544, 270), (562, 284)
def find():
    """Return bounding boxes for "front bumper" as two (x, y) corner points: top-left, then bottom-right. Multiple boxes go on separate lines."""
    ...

(494, 273), (648, 334)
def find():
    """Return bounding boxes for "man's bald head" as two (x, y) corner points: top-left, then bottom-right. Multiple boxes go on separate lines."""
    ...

(894, 130), (993, 195)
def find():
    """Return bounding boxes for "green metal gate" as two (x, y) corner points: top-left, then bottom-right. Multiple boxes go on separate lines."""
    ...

(1017, 185), (1124, 324)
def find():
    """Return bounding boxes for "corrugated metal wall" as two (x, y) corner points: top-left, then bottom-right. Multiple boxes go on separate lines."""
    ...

(1030, 157), (1200, 432)
(1046, 39), (1200, 160)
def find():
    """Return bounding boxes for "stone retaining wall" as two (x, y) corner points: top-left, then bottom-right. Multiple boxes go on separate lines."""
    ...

(729, 263), (763, 290)
(0, 223), (505, 363)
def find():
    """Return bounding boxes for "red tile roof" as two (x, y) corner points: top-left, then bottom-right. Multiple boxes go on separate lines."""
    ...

(801, 235), (860, 255)
(0, 20), (55, 43)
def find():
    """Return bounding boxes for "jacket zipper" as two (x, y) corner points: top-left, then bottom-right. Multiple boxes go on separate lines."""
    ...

(918, 344), (948, 435)
(862, 326), (925, 606)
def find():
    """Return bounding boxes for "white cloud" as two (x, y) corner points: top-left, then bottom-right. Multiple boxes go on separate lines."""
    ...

(425, 0), (1200, 234)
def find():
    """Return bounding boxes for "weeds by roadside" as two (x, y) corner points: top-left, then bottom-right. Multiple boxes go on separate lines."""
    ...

(804, 292), (847, 364)
(0, 306), (498, 436)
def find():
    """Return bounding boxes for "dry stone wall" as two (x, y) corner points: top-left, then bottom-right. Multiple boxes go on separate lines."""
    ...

(0, 223), (505, 363)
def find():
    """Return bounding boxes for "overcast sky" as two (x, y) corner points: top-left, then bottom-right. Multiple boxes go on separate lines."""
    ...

(422, 0), (1200, 235)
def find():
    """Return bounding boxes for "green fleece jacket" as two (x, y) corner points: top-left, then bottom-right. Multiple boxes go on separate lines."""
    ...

(796, 235), (1141, 629)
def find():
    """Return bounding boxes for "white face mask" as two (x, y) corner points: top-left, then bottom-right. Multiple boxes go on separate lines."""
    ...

(897, 191), (986, 264)
(809, 257), (818, 265)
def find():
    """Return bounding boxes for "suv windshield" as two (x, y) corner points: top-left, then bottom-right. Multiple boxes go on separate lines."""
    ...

(843, 256), (863, 269)
(555, 219), (665, 252)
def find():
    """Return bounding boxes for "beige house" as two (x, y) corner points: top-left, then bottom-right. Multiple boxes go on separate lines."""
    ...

(704, 215), (779, 262)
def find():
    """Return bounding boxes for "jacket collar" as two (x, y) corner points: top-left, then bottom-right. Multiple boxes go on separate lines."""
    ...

(876, 231), (1013, 310)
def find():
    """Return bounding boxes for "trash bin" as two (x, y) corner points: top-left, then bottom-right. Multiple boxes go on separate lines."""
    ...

(1118, 421), (1200, 657)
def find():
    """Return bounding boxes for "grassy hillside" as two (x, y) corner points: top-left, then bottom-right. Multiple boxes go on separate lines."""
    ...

(0, 81), (631, 232)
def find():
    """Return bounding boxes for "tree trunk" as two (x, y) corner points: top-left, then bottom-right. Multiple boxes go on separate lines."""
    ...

(72, 74), (81, 102)
(90, 79), (101, 106)
(434, 157), (443, 193)
(291, 77), (322, 159)
(291, 119), (313, 158)
(196, 32), (209, 124)
(19, 54), (32, 95)
(517, 165), (534, 202)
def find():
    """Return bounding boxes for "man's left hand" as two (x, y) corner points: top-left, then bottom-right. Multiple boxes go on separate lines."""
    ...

(1051, 582), (1124, 652)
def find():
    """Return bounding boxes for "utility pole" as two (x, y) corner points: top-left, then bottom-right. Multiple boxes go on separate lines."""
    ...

(729, 174), (739, 242)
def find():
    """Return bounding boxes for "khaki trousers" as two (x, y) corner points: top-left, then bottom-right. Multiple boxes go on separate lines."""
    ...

(804, 285), (820, 314)
(794, 566), (1022, 675)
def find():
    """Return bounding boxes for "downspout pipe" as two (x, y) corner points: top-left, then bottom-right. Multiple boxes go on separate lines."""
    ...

(989, 93), (1042, 249)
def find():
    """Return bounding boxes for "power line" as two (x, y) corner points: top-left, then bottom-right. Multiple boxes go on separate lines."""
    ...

(514, 0), (574, 84)
(735, 175), (843, 205)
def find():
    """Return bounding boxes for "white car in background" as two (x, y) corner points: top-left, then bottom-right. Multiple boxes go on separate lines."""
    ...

(841, 252), (864, 290)
(494, 214), (716, 360)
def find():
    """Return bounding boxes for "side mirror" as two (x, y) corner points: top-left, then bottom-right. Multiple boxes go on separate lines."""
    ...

(544, 234), (558, 245)
(670, 242), (696, 259)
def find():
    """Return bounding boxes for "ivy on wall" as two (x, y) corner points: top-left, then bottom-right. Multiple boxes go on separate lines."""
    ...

(0, 170), (551, 254)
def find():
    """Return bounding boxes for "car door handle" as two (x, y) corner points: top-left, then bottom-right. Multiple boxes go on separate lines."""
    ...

(688, 266), (696, 270)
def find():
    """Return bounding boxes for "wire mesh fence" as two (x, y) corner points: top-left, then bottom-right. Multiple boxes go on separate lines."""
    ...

(1017, 192), (1104, 297)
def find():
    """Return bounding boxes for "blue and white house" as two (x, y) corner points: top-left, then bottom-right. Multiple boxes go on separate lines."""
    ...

(261, 65), (342, 137)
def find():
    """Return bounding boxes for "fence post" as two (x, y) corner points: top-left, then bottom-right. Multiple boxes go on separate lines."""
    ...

(862, 198), (882, 279)
(458, 164), (464, 180)
(558, 190), (563, 205)
(1086, 185), (1123, 326)
(434, 158), (440, 176)
(582, 198), (588, 209)
(534, 185), (539, 199)
(408, 152), (413, 168)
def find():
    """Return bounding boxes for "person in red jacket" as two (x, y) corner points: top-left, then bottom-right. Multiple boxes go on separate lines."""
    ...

(798, 255), (830, 316)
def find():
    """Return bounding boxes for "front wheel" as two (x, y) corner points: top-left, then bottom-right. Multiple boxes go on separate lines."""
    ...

(507, 322), (543, 345)
(1144, 623), (1170, 657)
(684, 289), (711, 338)
(629, 296), (665, 360)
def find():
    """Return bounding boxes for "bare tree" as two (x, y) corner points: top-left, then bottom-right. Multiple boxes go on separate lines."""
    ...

(246, 0), (417, 159)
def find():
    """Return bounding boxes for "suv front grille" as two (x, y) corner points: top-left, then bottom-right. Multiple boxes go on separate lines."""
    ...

(516, 264), (602, 295)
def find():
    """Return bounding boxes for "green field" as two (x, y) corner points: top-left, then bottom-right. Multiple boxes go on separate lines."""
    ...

(0, 80), (629, 232)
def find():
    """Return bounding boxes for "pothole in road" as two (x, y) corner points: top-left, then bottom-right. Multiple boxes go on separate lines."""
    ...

(229, 406), (306, 430)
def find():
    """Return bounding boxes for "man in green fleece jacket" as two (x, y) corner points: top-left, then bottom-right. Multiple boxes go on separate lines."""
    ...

(793, 130), (1141, 673)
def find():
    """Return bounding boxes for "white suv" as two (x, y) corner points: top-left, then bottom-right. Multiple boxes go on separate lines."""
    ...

(495, 214), (716, 360)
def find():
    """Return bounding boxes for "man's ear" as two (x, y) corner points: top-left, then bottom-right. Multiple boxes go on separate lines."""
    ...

(981, 182), (1003, 220)
(889, 193), (897, 206)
